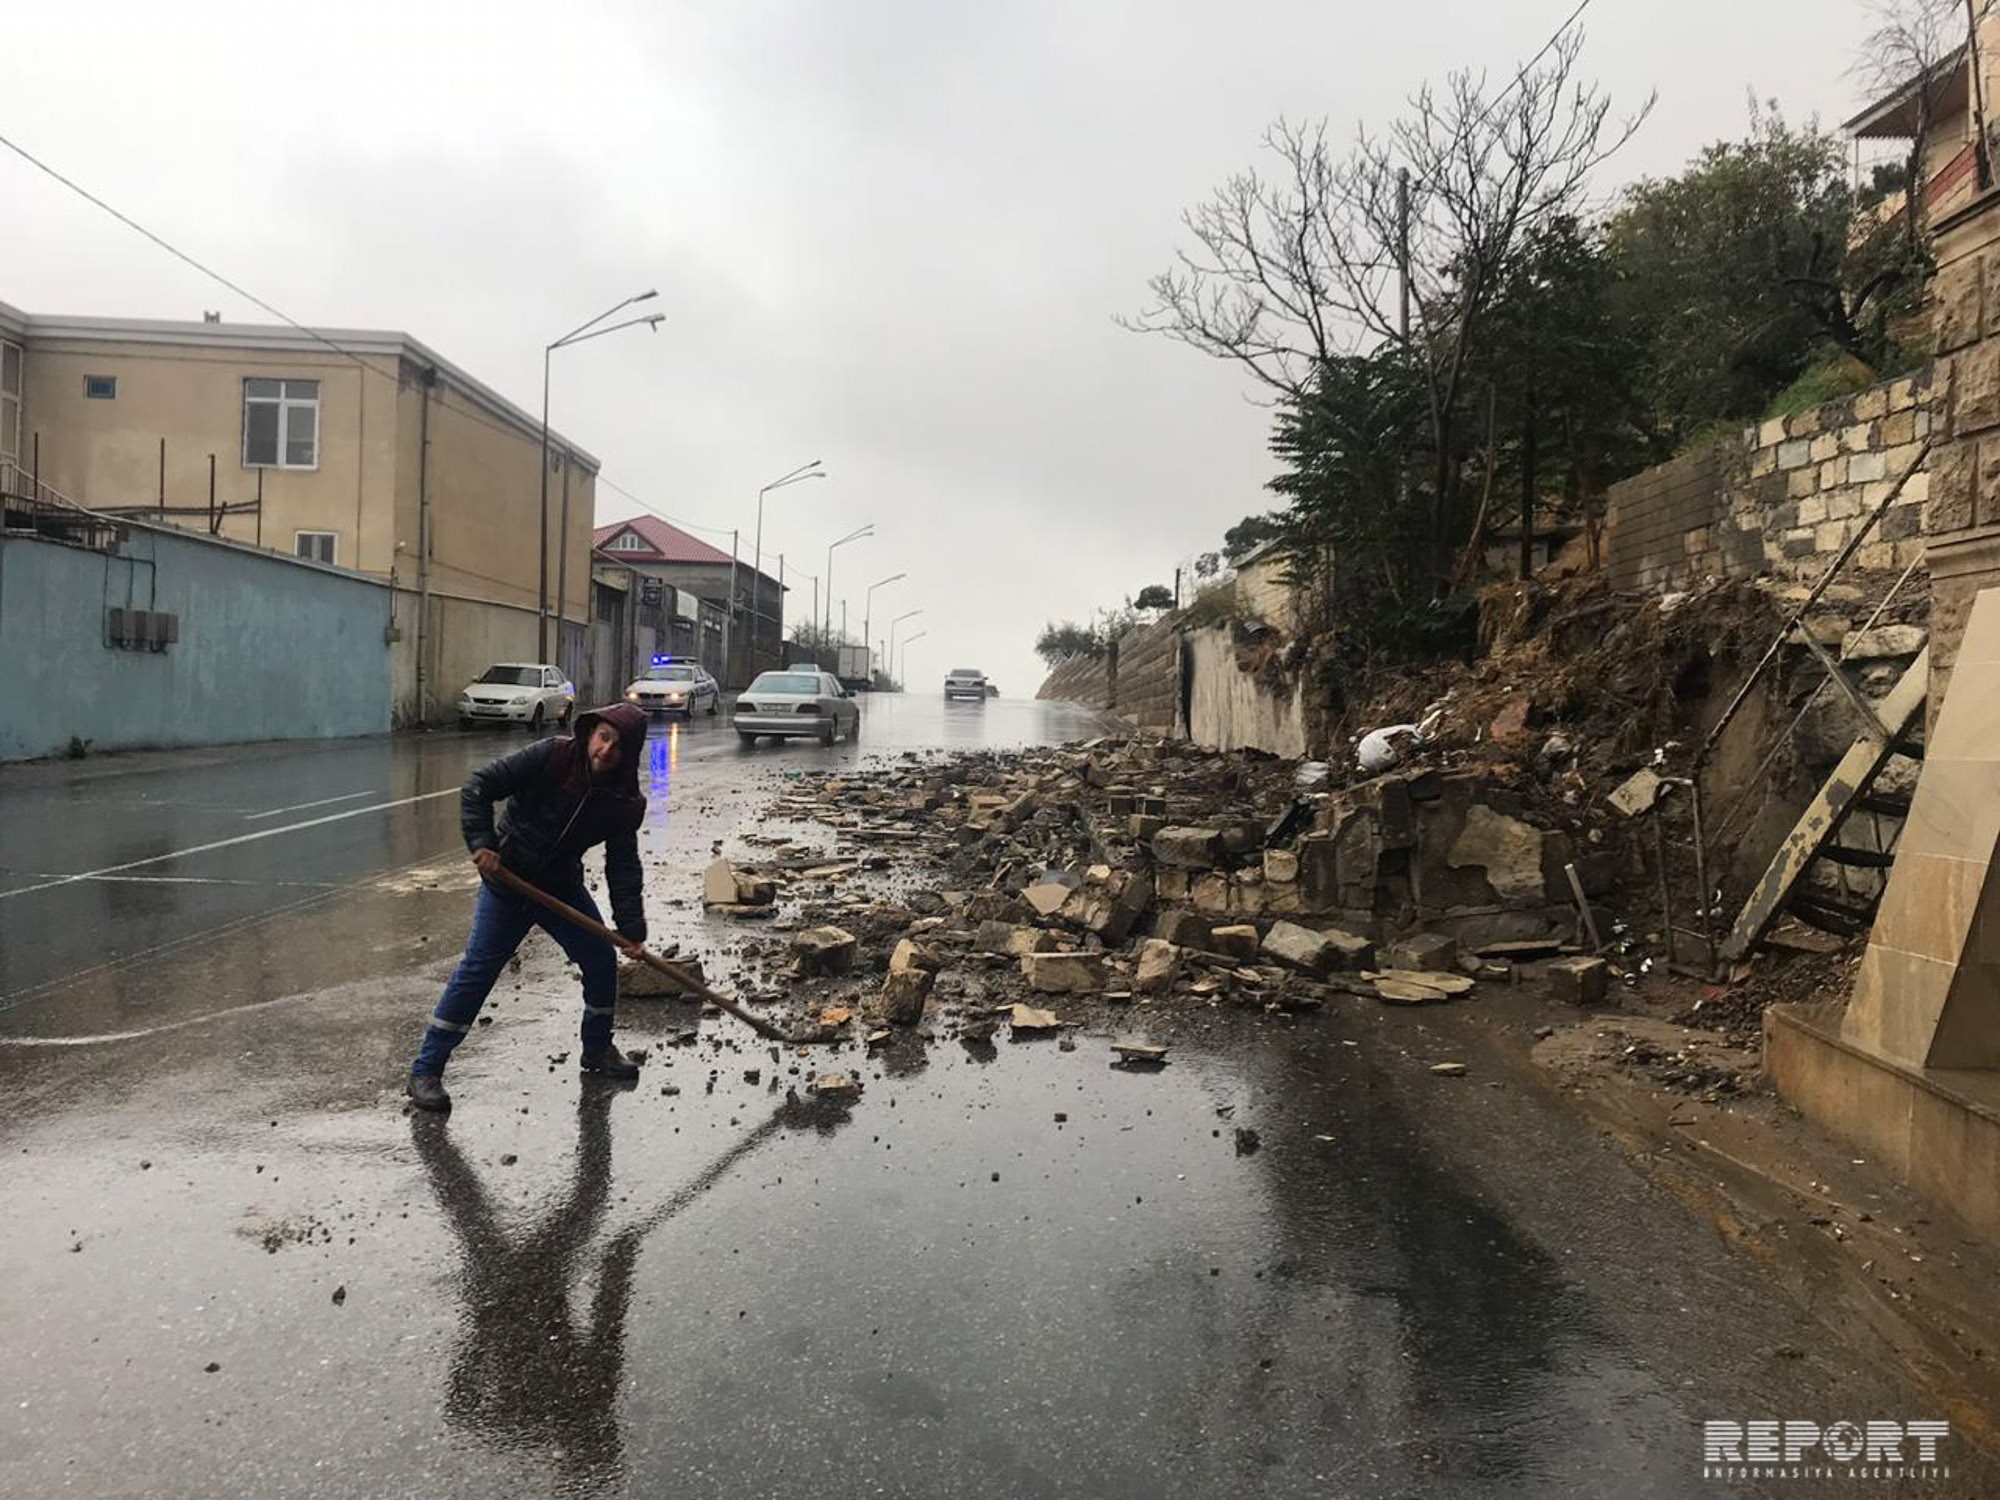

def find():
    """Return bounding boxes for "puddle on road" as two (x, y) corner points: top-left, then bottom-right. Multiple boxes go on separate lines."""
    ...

(407, 1014), (1693, 1499)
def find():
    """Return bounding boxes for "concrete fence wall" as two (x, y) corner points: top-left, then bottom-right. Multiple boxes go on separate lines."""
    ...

(1604, 370), (1936, 594)
(1184, 626), (1308, 758)
(2, 523), (393, 760)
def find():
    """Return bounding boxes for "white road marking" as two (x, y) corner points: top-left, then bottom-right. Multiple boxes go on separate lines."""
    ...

(242, 790), (378, 821)
(0, 788), (462, 902)
(4, 873), (340, 890)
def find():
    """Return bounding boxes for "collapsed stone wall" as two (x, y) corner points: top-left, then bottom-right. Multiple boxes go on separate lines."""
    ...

(1603, 372), (1935, 595)
(1154, 763), (1617, 951)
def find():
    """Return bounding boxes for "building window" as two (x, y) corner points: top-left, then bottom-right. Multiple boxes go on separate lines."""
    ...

(84, 375), (117, 400)
(606, 530), (646, 552)
(244, 378), (320, 469)
(296, 531), (337, 565)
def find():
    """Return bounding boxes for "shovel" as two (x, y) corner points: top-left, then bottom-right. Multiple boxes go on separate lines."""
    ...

(488, 864), (807, 1044)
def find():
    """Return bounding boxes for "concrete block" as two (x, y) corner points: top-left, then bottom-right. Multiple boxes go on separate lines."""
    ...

(1547, 956), (1609, 1005)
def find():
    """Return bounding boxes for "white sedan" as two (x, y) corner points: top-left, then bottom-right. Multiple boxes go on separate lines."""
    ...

(732, 669), (861, 746)
(458, 663), (576, 731)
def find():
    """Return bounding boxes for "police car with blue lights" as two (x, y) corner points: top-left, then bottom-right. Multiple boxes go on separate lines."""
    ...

(623, 657), (721, 717)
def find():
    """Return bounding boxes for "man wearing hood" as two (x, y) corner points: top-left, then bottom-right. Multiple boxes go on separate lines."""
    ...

(407, 702), (652, 1112)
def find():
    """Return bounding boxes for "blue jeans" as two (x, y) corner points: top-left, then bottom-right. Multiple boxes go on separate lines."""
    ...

(412, 875), (619, 1076)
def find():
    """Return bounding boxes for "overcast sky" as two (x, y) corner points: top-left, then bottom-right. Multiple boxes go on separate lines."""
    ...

(6, 0), (1890, 691)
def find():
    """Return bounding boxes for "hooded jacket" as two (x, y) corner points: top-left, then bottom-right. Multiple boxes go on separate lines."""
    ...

(460, 703), (649, 941)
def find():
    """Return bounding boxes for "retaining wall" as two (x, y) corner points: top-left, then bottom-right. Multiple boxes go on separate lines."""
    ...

(1604, 371), (1936, 594)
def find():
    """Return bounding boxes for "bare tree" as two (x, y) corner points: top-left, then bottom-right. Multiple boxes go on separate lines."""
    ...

(1853, 0), (1963, 236)
(1124, 27), (1649, 590)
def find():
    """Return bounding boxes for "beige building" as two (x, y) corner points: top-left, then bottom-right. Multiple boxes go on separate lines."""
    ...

(0, 299), (596, 724)
(1847, 10), (2000, 227)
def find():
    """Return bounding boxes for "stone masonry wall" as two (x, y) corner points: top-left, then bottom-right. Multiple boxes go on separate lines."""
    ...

(1603, 371), (1936, 595)
(1921, 196), (2000, 717)
(1036, 650), (1110, 707)
(1111, 615), (1181, 733)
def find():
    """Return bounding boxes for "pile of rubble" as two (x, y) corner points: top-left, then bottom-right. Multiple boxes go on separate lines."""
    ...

(670, 737), (1631, 1043)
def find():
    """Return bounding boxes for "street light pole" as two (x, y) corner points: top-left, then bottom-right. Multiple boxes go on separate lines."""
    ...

(752, 460), (824, 676)
(888, 608), (922, 688)
(899, 629), (927, 687)
(823, 524), (873, 643)
(538, 289), (662, 661)
(863, 571), (906, 682)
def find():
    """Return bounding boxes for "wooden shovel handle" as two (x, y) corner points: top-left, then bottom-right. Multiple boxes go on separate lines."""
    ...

(487, 864), (793, 1042)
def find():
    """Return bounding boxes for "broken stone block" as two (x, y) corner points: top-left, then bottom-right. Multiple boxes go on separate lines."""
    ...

(890, 938), (942, 975)
(1321, 928), (1376, 969)
(1447, 805), (1548, 904)
(1024, 880), (1075, 918)
(792, 926), (858, 977)
(1134, 939), (1181, 995)
(1010, 927), (1059, 957)
(1009, 1003), (1062, 1032)
(1231, 874), (1268, 918)
(1546, 955), (1609, 1006)
(1021, 952), (1108, 994)
(703, 858), (776, 908)
(1217, 820), (1264, 856)
(811, 1072), (861, 1099)
(1606, 768), (1664, 820)
(1262, 921), (1335, 976)
(1352, 776), (1417, 850)
(1262, 848), (1300, 884)
(973, 920), (1018, 955)
(1156, 868), (1191, 902)
(1384, 931), (1457, 972)
(1841, 623), (1927, 660)
(1152, 826), (1222, 868)
(1155, 909), (1215, 950)
(876, 967), (935, 1026)
(1058, 869), (1155, 946)
(1212, 924), (1260, 960)
(1190, 873), (1232, 916)
(1130, 814), (1167, 841)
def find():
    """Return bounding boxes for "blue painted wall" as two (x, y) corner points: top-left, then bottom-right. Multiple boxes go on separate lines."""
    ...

(1, 523), (393, 760)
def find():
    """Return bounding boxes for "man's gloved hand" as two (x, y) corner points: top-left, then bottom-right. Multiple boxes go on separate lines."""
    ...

(617, 918), (648, 948)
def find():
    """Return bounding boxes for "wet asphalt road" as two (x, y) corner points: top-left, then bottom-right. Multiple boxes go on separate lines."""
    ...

(0, 695), (1988, 1498)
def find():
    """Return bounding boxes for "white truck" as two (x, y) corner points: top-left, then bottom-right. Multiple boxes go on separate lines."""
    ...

(836, 644), (873, 690)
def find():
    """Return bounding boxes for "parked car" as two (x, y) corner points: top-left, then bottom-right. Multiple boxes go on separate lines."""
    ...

(944, 667), (989, 702)
(623, 657), (720, 717)
(458, 664), (575, 730)
(732, 669), (861, 746)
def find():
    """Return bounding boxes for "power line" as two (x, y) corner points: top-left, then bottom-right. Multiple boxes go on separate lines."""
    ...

(595, 476), (738, 541)
(0, 126), (823, 582)
(0, 126), (590, 462)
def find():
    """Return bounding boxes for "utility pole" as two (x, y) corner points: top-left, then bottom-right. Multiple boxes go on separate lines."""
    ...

(1970, 0), (1994, 191)
(722, 529), (739, 689)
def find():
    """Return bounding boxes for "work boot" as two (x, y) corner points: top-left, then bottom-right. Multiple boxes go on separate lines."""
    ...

(406, 1073), (452, 1113)
(580, 1045), (642, 1081)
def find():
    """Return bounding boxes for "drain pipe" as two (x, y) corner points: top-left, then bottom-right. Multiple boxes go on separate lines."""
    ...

(416, 366), (436, 725)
